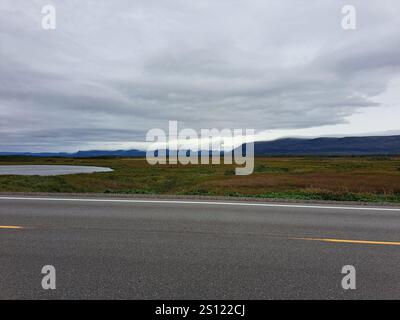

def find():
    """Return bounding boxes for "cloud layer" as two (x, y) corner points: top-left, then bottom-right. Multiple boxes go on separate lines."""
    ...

(1, 0), (399, 151)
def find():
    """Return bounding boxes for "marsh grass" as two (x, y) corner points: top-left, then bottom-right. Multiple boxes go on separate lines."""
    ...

(1, 156), (400, 203)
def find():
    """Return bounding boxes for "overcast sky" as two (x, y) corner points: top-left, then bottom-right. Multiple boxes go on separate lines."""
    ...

(1, 0), (399, 152)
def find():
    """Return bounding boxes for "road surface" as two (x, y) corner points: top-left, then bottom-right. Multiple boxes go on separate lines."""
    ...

(1, 196), (400, 299)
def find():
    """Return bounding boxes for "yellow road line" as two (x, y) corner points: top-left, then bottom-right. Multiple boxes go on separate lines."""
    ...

(293, 237), (400, 246)
(0, 225), (24, 229)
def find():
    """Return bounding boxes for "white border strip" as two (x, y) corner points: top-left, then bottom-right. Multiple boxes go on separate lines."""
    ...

(0, 196), (400, 211)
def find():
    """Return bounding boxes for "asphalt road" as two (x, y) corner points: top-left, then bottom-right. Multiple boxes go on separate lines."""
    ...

(1, 196), (400, 299)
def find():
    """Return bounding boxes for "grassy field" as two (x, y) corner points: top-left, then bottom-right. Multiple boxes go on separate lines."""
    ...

(1, 156), (400, 203)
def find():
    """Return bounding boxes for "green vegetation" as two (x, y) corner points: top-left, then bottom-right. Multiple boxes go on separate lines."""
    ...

(1, 156), (400, 203)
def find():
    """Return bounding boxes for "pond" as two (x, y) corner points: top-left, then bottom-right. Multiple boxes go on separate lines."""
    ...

(0, 165), (113, 176)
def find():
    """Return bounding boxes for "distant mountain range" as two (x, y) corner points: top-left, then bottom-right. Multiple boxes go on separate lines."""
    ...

(0, 149), (146, 158)
(1, 135), (400, 157)
(252, 135), (400, 155)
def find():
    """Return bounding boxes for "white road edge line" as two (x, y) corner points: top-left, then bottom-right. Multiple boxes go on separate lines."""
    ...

(0, 196), (400, 211)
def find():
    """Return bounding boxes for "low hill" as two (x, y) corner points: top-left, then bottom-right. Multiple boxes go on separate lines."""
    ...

(251, 135), (400, 155)
(0, 149), (146, 158)
(2, 135), (400, 157)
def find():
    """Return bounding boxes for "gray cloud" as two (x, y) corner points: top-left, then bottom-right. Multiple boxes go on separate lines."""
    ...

(0, 0), (399, 151)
